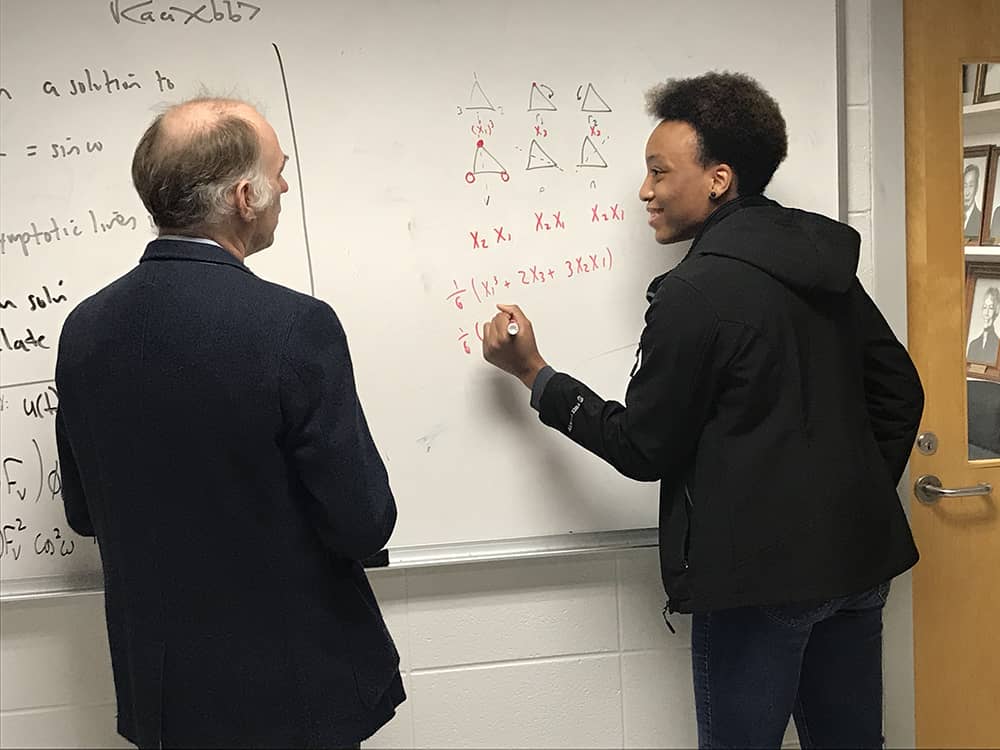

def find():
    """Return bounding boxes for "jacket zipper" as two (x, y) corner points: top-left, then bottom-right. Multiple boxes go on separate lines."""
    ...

(682, 483), (694, 570)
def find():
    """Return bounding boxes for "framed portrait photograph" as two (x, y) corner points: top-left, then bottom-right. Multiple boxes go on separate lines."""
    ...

(963, 64), (978, 105)
(974, 63), (1000, 104)
(963, 145), (991, 245)
(965, 261), (1000, 381)
(980, 147), (1000, 245)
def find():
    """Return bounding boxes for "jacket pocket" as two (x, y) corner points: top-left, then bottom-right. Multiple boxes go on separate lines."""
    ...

(661, 484), (692, 571)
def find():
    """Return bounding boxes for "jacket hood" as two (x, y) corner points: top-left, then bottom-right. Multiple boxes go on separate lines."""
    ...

(690, 196), (860, 295)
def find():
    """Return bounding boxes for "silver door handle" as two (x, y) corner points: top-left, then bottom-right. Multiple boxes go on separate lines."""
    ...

(914, 475), (993, 504)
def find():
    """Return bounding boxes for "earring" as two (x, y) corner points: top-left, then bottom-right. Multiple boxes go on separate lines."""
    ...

(709, 191), (718, 200)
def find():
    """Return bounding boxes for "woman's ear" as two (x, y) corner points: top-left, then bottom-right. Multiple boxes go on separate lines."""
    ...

(710, 163), (736, 199)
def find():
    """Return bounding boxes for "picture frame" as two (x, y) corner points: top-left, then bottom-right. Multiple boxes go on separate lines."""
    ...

(973, 63), (1000, 105)
(965, 260), (1000, 382)
(980, 146), (1000, 245)
(963, 64), (976, 92)
(963, 145), (991, 245)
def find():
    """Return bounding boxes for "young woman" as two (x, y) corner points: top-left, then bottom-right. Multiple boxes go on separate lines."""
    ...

(482, 71), (923, 749)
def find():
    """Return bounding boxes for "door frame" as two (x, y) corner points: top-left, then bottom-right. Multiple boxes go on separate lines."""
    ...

(868, 1), (916, 746)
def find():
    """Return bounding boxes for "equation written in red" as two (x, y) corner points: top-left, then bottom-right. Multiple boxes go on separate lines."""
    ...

(449, 249), (615, 354)
(468, 204), (622, 250)
(447, 247), (615, 309)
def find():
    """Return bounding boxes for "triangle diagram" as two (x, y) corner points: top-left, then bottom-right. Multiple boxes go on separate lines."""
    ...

(580, 83), (611, 112)
(473, 143), (506, 174)
(468, 80), (496, 110)
(578, 136), (607, 168)
(528, 83), (557, 111)
(526, 140), (558, 170)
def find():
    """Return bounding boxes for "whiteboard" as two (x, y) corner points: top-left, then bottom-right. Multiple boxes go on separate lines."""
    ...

(0, 0), (840, 596)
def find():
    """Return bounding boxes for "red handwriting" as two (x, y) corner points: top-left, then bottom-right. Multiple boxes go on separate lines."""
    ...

(534, 211), (566, 231)
(446, 280), (467, 310)
(456, 322), (487, 355)
(518, 265), (558, 285)
(591, 203), (624, 223)
(471, 115), (495, 138)
(446, 247), (616, 317)
(469, 227), (512, 250)
(466, 202), (622, 252)
(470, 275), (506, 303)
(451, 249), (614, 355)
(533, 113), (550, 138)
(564, 249), (614, 277)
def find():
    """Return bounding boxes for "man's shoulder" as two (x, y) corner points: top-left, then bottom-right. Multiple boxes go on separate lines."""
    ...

(152, 252), (327, 319)
(63, 258), (331, 345)
(61, 265), (144, 330)
(251, 275), (326, 313)
(246, 279), (342, 342)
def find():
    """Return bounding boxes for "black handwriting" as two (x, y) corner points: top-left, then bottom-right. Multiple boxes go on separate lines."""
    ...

(110, 0), (262, 25)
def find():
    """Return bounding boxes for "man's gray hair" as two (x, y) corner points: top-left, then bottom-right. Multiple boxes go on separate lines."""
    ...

(131, 98), (274, 230)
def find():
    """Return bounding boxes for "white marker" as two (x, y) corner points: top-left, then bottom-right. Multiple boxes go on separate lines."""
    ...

(507, 320), (520, 336)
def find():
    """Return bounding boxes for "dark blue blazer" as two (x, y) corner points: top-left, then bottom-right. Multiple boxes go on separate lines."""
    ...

(55, 238), (403, 748)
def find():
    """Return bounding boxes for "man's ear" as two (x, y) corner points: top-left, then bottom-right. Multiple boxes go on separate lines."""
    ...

(235, 180), (255, 222)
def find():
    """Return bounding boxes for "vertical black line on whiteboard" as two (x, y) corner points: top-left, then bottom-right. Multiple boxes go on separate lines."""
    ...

(272, 42), (315, 297)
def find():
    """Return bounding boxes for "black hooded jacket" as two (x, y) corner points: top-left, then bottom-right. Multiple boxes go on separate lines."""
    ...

(536, 196), (923, 613)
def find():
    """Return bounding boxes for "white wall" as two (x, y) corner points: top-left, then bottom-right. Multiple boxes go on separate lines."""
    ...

(0, 2), (915, 747)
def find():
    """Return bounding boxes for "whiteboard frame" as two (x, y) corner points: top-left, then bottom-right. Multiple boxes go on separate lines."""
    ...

(0, 0), (845, 602)
(0, 528), (658, 602)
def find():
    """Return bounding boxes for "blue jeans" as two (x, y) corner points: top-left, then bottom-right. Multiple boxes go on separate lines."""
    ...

(691, 582), (890, 749)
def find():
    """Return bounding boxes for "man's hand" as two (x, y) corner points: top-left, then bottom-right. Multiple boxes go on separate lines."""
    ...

(482, 304), (547, 388)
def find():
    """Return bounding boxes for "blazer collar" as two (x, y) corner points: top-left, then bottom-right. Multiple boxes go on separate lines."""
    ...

(139, 237), (254, 275)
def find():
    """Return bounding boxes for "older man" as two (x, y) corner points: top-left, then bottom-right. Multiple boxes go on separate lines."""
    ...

(968, 286), (1000, 366)
(55, 98), (403, 748)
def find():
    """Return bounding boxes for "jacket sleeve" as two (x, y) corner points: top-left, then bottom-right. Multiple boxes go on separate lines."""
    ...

(279, 301), (396, 560)
(858, 286), (925, 483)
(537, 276), (719, 482)
(54, 320), (95, 538)
(55, 400), (95, 537)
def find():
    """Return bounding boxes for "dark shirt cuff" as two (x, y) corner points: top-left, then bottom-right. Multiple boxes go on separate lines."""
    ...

(530, 366), (556, 411)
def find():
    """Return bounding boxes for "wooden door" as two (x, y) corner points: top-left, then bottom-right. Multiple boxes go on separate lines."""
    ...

(904, 1), (1000, 746)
